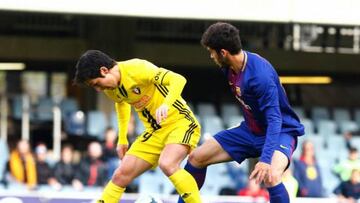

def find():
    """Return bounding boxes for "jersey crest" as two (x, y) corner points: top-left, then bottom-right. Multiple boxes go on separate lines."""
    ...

(132, 87), (141, 94)
(235, 86), (241, 97)
(235, 86), (251, 111)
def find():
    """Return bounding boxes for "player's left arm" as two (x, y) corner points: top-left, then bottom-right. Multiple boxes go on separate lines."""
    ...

(140, 60), (187, 123)
(115, 101), (132, 159)
(154, 68), (186, 107)
(249, 70), (282, 184)
(154, 68), (187, 123)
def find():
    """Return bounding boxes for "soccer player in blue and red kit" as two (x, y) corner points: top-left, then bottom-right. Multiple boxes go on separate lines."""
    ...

(178, 22), (305, 203)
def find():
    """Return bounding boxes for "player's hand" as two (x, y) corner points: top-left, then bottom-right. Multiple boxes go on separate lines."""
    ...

(116, 144), (129, 160)
(155, 104), (169, 124)
(249, 161), (272, 184)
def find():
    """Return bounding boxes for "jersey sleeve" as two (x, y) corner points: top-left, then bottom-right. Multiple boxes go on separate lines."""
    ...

(250, 67), (282, 164)
(132, 59), (187, 107)
(115, 101), (131, 145)
(153, 68), (187, 107)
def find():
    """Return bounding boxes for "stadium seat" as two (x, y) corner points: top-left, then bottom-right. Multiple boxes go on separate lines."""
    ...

(338, 120), (359, 134)
(317, 158), (339, 196)
(354, 109), (360, 128)
(311, 106), (330, 124)
(326, 135), (346, 150)
(202, 164), (235, 195)
(201, 115), (224, 138)
(220, 103), (241, 127)
(11, 95), (23, 120)
(0, 138), (9, 184)
(225, 115), (244, 128)
(350, 137), (360, 149)
(333, 108), (351, 125)
(60, 98), (79, 120)
(11, 94), (35, 120)
(317, 119), (337, 136)
(138, 169), (164, 195)
(64, 111), (86, 136)
(194, 114), (201, 125)
(187, 102), (195, 113)
(36, 97), (54, 121)
(110, 111), (118, 132)
(325, 136), (348, 162)
(197, 103), (217, 119)
(225, 161), (248, 190)
(293, 106), (306, 119)
(300, 118), (315, 135)
(305, 135), (325, 154)
(87, 111), (108, 139)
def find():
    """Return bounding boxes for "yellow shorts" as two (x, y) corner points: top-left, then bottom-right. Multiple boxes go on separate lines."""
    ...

(126, 116), (201, 167)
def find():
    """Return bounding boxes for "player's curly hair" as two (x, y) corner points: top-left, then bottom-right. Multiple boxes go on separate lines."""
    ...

(74, 50), (117, 84)
(201, 22), (242, 55)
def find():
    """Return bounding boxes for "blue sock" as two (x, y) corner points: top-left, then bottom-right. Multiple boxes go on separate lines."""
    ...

(177, 161), (207, 203)
(267, 183), (290, 203)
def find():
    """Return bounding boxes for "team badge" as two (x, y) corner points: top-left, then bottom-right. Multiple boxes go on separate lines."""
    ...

(235, 86), (252, 111)
(132, 87), (141, 94)
(235, 86), (242, 97)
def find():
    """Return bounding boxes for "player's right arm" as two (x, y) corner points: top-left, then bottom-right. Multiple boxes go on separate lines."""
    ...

(115, 101), (131, 159)
(249, 64), (282, 184)
(128, 59), (187, 124)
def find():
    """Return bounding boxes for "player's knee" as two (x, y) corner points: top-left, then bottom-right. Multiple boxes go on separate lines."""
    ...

(188, 151), (207, 168)
(264, 170), (282, 187)
(112, 165), (134, 186)
(159, 160), (178, 176)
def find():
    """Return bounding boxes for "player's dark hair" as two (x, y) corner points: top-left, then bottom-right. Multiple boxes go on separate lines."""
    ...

(349, 147), (358, 153)
(74, 50), (117, 84)
(201, 22), (242, 55)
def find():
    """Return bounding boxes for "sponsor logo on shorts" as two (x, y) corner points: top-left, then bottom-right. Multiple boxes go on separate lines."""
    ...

(280, 144), (289, 150)
(181, 193), (191, 199)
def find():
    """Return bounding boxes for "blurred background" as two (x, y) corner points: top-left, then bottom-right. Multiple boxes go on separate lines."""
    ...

(0, 0), (360, 202)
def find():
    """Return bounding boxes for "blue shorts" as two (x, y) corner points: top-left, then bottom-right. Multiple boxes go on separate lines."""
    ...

(213, 124), (297, 165)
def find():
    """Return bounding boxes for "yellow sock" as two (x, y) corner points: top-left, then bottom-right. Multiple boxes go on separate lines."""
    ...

(169, 169), (201, 203)
(98, 181), (125, 203)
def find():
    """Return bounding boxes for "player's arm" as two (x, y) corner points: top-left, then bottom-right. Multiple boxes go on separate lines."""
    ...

(154, 68), (187, 123)
(115, 101), (131, 159)
(154, 68), (186, 106)
(261, 106), (282, 164)
(249, 71), (281, 183)
(138, 60), (187, 123)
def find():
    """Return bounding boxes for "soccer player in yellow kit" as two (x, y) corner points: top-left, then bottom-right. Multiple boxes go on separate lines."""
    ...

(74, 50), (202, 203)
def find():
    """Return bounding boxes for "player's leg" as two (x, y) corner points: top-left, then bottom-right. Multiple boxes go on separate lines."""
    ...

(177, 126), (252, 203)
(177, 137), (233, 203)
(264, 150), (290, 203)
(187, 125), (254, 186)
(188, 137), (233, 168)
(99, 154), (152, 203)
(100, 128), (166, 203)
(159, 143), (201, 203)
(160, 114), (203, 203)
(264, 134), (297, 203)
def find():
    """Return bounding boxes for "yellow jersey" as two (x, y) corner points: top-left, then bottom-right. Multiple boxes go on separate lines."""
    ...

(103, 59), (193, 145)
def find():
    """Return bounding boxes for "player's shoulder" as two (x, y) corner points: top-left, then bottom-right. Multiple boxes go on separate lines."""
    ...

(120, 58), (157, 74)
(246, 51), (274, 74)
(246, 51), (269, 66)
(120, 58), (148, 66)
